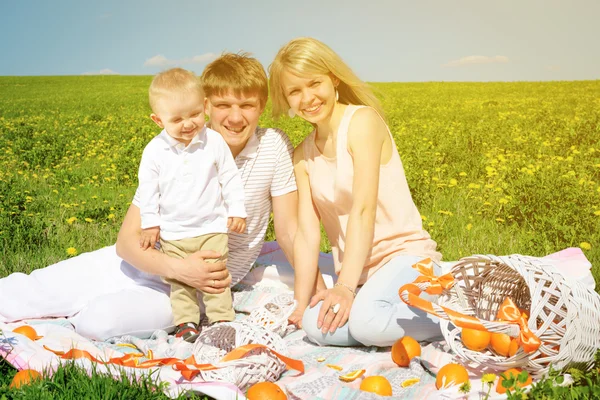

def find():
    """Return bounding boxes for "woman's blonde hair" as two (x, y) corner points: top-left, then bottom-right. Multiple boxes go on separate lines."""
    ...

(201, 52), (269, 107)
(269, 37), (383, 118)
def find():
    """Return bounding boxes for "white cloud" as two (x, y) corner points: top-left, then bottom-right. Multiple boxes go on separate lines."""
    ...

(545, 65), (561, 72)
(144, 53), (218, 68)
(442, 55), (509, 68)
(82, 69), (119, 75)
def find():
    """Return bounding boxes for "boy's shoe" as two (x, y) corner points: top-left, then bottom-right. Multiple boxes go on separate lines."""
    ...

(174, 322), (200, 343)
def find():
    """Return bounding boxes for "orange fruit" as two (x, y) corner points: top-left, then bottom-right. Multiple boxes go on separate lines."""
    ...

(12, 326), (43, 340)
(401, 378), (420, 388)
(461, 328), (491, 352)
(325, 364), (343, 371)
(391, 336), (421, 367)
(246, 382), (287, 400)
(10, 369), (42, 389)
(496, 368), (532, 394)
(359, 376), (393, 396)
(490, 333), (518, 357)
(436, 363), (469, 389)
(339, 369), (365, 382)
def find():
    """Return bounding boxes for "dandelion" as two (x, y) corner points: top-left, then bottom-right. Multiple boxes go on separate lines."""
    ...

(482, 373), (496, 384)
(84, 218), (94, 223)
(66, 247), (78, 257)
(107, 214), (115, 220)
(466, 223), (473, 231)
(580, 242), (592, 251)
(594, 211), (600, 216)
(438, 210), (454, 216)
(458, 380), (471, 394)
(459, 172), (467, 176)
(421, 215), (427, 221)
(481, 373), (497, 400)
(66, 217), (77, 224)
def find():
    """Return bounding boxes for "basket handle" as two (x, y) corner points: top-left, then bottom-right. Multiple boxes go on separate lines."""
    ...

(399, 260), (541, 354)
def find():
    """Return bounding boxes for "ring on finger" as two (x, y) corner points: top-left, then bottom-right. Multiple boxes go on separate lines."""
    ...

(330, 303), (341, 314)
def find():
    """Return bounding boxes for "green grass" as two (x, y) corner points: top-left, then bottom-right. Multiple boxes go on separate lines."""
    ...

(0, 76), (599, 398)
(0, 357), (211, 399)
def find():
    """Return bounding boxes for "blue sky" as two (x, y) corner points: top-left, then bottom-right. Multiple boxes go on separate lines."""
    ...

(1, 0), (598, 82)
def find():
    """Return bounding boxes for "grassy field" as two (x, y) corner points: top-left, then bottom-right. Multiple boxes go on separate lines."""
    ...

(1, 77), (598, 277)
(0, 77), (599, 397)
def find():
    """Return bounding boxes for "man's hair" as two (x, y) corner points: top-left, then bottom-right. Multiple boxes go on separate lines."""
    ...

(201, 52), (268, 106)
(149, 68), (203, 112)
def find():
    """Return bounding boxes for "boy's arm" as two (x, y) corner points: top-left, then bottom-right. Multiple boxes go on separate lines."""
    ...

(214, 134), (246, 219)
(137, 143), (161, 230)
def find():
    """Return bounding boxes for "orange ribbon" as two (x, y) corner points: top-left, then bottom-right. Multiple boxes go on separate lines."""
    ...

(412, 258), (455, 295)
(399, 283), (488, 331)
(496, 298), (541, 354)
(44, 343), (304, 380)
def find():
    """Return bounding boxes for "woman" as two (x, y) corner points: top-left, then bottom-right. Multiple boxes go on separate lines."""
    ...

(269, 37), (442, 347)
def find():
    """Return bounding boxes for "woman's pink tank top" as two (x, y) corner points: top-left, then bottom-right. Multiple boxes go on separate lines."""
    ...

(302, 105), (442, 284)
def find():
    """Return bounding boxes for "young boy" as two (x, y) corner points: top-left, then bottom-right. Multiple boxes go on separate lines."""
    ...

(138, 67), (246, 342)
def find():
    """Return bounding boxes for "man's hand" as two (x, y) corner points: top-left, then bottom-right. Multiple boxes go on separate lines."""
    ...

(140, 226), (160, 250)
(227, 217), (246, 233)
(172, 250), (232, 294)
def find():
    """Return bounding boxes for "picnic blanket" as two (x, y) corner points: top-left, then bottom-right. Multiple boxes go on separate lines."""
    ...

(0, 243), (594, 399)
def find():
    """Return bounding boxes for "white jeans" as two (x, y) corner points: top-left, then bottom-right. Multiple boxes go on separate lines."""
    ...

(0, 246), (174, 340)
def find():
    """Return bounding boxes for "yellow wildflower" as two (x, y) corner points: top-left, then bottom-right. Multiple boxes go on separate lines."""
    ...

(482, 373), (496, 384)
(580, 242), (592, 251)
(66, 247), (78, 257)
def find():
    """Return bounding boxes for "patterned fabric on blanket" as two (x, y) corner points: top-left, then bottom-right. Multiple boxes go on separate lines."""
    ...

(0, 243), (592, 399)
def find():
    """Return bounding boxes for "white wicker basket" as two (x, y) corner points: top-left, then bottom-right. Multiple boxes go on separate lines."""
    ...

(400, 254), (600, 379)
(190, 292), (298, 389)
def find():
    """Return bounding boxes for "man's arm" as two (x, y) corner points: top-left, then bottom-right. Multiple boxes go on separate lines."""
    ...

(115, 204), (231, 294)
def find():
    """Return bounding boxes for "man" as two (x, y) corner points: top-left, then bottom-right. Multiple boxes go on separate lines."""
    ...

(0, 53), (298, 340)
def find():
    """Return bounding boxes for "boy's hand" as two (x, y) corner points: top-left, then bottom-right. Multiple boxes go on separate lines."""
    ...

(227, 217), (246, 233)
(140, 226), (160, 250)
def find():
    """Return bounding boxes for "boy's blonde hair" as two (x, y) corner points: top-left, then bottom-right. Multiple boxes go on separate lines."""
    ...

(201, 52), (268, 106)
(269, 37), (383, 118)
(149, 68), (203, 112)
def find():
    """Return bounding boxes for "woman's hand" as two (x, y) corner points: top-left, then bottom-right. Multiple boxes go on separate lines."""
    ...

(172, 250), (232, 294)
(288, 302), (308, 328)
(311, 286), (354, 334)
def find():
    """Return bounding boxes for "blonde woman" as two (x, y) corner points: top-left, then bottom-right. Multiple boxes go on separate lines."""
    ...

(270, 37), (442, 346)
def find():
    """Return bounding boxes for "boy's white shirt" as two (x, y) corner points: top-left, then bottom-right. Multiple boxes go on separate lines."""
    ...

(138, 126), (246, 241)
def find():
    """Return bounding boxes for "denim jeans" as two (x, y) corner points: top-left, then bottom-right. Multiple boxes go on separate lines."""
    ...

(302, 255), (443, 346)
